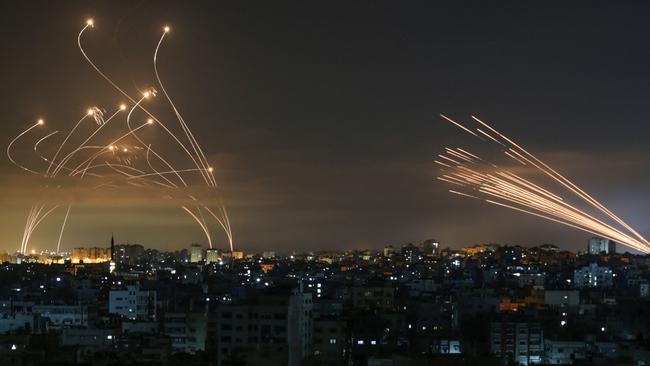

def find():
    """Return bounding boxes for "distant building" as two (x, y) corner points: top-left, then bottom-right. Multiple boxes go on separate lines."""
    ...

(418, 239), (440, 254)
(352, 285), (395, 311)
(0, 251), (16, 264)
(205, 249), (220, 264)
(383, 245), (395, 257)
(71, 247), (111, 263)
(574, 263), (614, 288)
(491, 322), (543, 365)
(32, 305), (89, 328)
(262, 251), (276, 258)
(190, 244), (203, 263)
(588, 237), (616, 255)
(221, 250), (245, 260)
(115, 244), (145, 265)
(544, 290), (580, 308)
(109, 284), (157, 321)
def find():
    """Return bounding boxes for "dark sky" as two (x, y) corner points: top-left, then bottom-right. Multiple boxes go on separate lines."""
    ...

(1, 1), (650, 253)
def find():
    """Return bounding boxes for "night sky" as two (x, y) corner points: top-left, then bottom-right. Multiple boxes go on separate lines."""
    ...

(2, 1), (650, 253)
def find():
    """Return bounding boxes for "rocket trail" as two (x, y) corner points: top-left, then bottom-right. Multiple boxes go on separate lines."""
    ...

(6, 18), (234, 254)
(436, 114), (650, 253)
(56, 205), (71, 254)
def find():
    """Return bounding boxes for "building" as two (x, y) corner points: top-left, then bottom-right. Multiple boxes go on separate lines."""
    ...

(213, 287), (312, 366)
(190, 244), (203, 263)
(163, 312), (207, 354)
(115, 244), (145, 265)
(262, 251), (276, 258)
(544, 340), (586, 364)
(544, 290), (580, 308)
(60, 328), (116, 349)
(32, 305), (89, 328)
(491, 322), (543, 365)
(383, 245), (395, 257)
(417, 239), (440, 254)
(352, 285), (395, 311)
(109, 284), (157, 321)
(205, 249), (220, 264)
(573, 263), (614, 288)
(0, 313), (45, 334)
(0, 251), (16, 264)
(312, 317), (347, 364)
(588, 237), (616, 255)
(71, 247), (112, 263)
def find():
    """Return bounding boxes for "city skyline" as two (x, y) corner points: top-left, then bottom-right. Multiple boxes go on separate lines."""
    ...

(3, 2), (650, 253)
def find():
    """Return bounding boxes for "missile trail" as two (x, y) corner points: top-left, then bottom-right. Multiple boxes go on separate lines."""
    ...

(7, 19), (234, 254)
(437, 115), (650, 253)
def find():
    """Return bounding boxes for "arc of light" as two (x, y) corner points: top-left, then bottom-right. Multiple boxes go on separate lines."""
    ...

(449, 164), (644, 248)
(34, 131), (59, 152)
(181, 206), (212, 248)
(56, 205), (71, 254)
(440, 114), (478, 137)
(23, 205), (44, 254)
(481, 175), (641, 247)
(203, 205), (234, 252)
(472, 115), (650, 246)
(445, 148), (475, 163)
(442, 159), (649, 252)
(8, 121), (45, 175)
(80, 162), (176, 189)
(20, 206), (36, 254)
(154, 30), (215, 187)
(47, 113), (89, 176)
(196, 205), (211, 249)
(485, 198), (648, 253)
(71, 119), (154, 178)
(436, 176), (464, 186)
(79, 25), (207, 188)
(22, 205), (60, 254)
(124, 97), (187, 187)
(51, 106), (123, 177)
(145, 144), (177, 188)
(125, 167), (213, 180)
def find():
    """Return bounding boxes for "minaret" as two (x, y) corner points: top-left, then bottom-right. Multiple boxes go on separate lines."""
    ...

(109, 234), (116, 274)
(110, 234), (115, 261)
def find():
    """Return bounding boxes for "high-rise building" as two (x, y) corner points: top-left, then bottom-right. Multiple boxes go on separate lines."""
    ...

(212, 287), (312, 366)
(109, 235), (116, 273)
(588, 237), (616, 255)
(115, 244), (145, 265)
(109, 284), (157, 321)
(190, 244), (203, 263)
(205, 249), (220, 264)
(491, 322), (543, 365)
(574, 263), (614, 288)
(163, 312), (207, 354)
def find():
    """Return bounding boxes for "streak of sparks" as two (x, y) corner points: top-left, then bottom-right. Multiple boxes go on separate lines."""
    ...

(437, 115), (650, 253)
(6, 19), (234, 254)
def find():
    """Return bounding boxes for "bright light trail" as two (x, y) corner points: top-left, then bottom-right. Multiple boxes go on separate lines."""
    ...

(437, 114), (650, 253)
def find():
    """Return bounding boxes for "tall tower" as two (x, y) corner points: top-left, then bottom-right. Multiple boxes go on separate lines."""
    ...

(110, 234), (115, 261)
